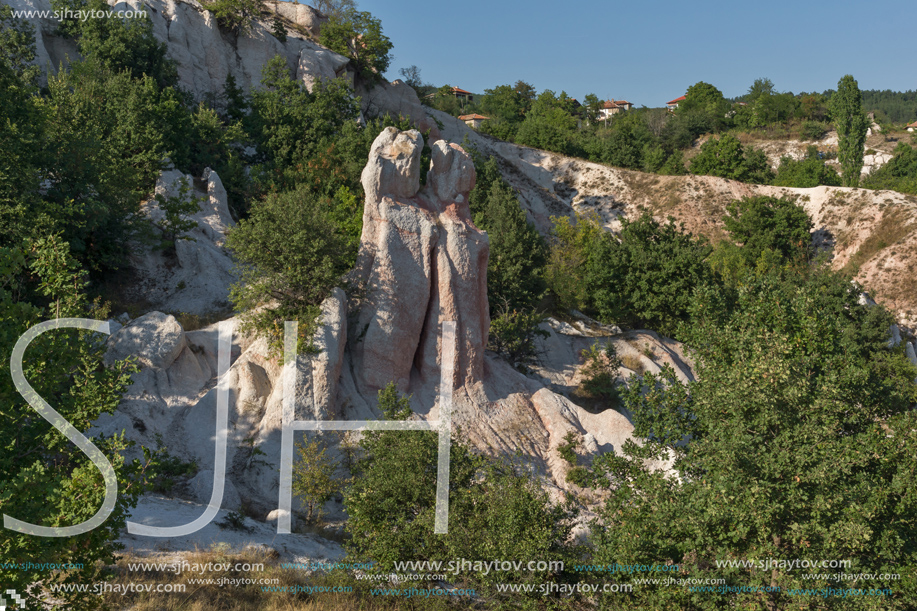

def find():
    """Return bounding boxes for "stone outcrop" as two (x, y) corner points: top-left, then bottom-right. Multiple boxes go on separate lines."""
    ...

(96, 127), (691, 541)
(6, 0), (349, 98)
(352, 128), (489, 394)
(128, 168), (236, 315)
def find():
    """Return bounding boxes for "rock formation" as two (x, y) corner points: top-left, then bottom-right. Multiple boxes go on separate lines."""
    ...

(8, 0), (350, 98)
(352, 128), (489, 394)
(97, 129), (686, 540)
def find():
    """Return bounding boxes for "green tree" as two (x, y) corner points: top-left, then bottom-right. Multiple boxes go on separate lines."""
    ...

(722, 195), (813, 267)
(311, 0), (356, 18)
(544, 213), (607, 313)
(487, 307), (549, 372)
(690, 134), (774, 184)
(0, 239), (147, 611)
(678, 81), (731, 132)
(319, 8), (392, 81)
(344, 384), (578, 598)
(584, 269), (917, 609)
(0, 6), (43, 246)
(201, 0), (264, 35)
(151, 177), (202, 252)
(772, 146), (842, 188)
(248, 55), (361, 191)
(468, 156), (547, 313)
(862, 141), (917, 195)
(515, 89), (578, 154)
(585, 212), (716, 336)
(292, 435), (341, 523)
(830, 75), (869, 187)
(52, 0), (177, 87)
(225, 186), (355, 354)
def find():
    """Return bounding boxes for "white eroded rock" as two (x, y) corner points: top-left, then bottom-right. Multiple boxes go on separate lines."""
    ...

(105, 311), (186, 370)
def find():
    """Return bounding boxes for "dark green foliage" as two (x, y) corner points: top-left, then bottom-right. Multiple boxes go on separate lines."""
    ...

(578, 342), (622, 404)
(151, 177), (201, 252)
(39, 62), (184, 269)
(270, 14), (287, 42)
(722, 195), (813, 270)
(0, 238), (147, 611)
(248, 56), (361, 192)
(319, 8), (392, 82)
(773, 146), (842, 188)
(52, 0), (177, 88)
(226, 186), (355, 354)
(544, 213), (607, 314)
(344, 385), (578, 598)
(515, 90), (578, 155)
(478, 83), (533, 141)
(857, 89), (917, 124)
(201, 0), (264, 35)
(0, 7), (43, 245)
(830, 75), (869, 187)
(800, 119), (830, 140)
(677, 81), (731, 133)
(690, 134), (774, 184)
(487, 308), (549, 372)
(584, 213), (716, 336)
(732, 78), (800, 129)
(584, 268), (917, 609)
(468, 155), (547, 313)
(862, 141), (917, 195)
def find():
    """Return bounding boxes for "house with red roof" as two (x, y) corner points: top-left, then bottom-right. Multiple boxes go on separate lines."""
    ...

(666, 95), (686, 111)
(598, 99), (633, 121)
(908, 120), (917, 132)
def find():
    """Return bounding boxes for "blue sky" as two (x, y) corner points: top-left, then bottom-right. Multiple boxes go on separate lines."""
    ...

(353, 0), (916, 107)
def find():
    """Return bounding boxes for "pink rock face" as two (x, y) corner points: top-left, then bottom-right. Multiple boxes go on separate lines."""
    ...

(353, 127), (490, 395)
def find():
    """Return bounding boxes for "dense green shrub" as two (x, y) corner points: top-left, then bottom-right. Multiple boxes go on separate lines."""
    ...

(722, 195), (813, 268)
(468, 156), (547, 313)
(690, 134), (774, 184)
(0, 238), (146, 611)
(344, 384), (578, 598)
(544, 213), (608, 314)
(581, 268), (917, 609)
(226, 186), (356, 353)
(800, 119), (830, 140)
(772, 146), (842, 188)
(585, 213), (716, 336)
(319, 8), (392, 81)
(487, 308), (549, 372)
(52, 0), (178, 87)
(862, 141), (917, 195)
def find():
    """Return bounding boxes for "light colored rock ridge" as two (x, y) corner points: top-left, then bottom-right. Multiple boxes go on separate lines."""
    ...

(4, 0), (350, 97)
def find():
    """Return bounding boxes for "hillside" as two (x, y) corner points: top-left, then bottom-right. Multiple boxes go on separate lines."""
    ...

(428, 111), (917, 328)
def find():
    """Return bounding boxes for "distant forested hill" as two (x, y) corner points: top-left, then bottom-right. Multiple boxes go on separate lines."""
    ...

(818, 89), (917, 123)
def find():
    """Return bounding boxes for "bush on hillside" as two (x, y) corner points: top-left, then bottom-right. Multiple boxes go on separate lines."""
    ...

(772, 146), (841, 188)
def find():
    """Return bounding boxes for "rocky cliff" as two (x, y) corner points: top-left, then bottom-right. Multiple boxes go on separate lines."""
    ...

(7, 0), (348, 97)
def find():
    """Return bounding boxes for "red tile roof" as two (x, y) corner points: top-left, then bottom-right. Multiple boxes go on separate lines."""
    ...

(451, 87), (473, 95)
(667, 95), (686, 105)
(458, 114), (490, 121)
(908, 121), (917, 128)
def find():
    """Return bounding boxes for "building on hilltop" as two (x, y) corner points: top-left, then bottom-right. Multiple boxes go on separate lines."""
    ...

(598, 99), (633, 122)
(666, 95), (686, 111)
